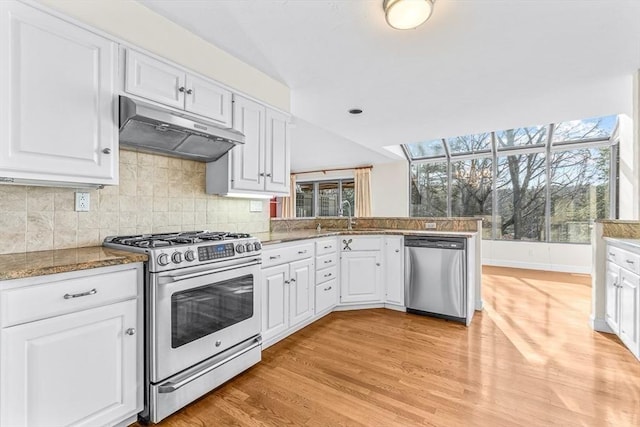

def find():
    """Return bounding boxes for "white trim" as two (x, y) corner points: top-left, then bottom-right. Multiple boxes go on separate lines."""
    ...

(333, 303), (385, 311)
(482, 259), (591, 274)
(383, 303), (406, 312)
(589, 315), (614, 333)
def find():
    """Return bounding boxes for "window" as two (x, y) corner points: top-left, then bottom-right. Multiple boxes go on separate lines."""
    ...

(405, 115), (618, 244)
(410, 163), (447, 216)
(295, 179), (354, 217)
(451, 158), (492, 239)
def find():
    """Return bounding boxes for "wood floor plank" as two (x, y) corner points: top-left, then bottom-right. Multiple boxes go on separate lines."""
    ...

(138, 267), (640, 426)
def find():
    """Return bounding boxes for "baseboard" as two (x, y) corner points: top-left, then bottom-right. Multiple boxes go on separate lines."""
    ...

(384, 303), (406, 312)
(334, 303), (385, 311)
(483, 259), (590, 274)
(590, 315), (614, 333)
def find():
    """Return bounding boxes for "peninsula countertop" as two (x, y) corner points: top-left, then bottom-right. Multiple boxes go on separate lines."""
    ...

(0, 246), (148, 281)
(255, 229), (478, 246)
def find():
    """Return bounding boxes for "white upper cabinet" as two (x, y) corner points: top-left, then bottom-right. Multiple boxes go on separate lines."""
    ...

(206, 94), (291, 196)
(185, 74), (233, 125)
(231, 95), (266, 192)
(264, 109), (290, 194)
(124, 49), (232, 128)
(125, 50), (185, 109)
(0, 0), (118, 186)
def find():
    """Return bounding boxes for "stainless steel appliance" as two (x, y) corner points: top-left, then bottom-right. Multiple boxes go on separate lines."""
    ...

(404, 236), (468, 324)
(104, 231), (262, 423)
(119, 95), (245, 162)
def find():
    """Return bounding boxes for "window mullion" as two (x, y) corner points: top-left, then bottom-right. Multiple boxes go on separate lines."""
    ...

(491, 132), (498, 240)
(545, 124), (553, 243)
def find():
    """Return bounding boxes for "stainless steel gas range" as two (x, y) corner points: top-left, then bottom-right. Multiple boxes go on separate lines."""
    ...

(104, 231), (262, 423)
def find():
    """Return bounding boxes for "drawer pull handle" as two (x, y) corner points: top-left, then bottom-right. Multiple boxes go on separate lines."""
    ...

(64, 288), (97, 299)
(284, 280), (290, 285)
(290, 278), (296, 283)
(395, 249), (400, 253)
(324, 273), (332, 278)
(376, 262), (381, 266)
(609, 252), (616, 256)
(626, 260), (635, 265)
(269, 255), (281, 260)
(324, 260), (332, 264)
(324, 286), (332, 291)
(298, 250), (308, 254)
(323, 245), (332, 249)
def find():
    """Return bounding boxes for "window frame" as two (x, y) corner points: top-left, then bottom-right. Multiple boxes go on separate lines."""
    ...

(405, 117), (619, 244)
(295, 178), (355, 218)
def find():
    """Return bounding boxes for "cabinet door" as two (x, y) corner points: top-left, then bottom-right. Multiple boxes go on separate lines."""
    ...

(0, 1), (117, 184)
(619, 269), (640, 357)
(1, 299), (138, 427)
(125, 49), (185, 109)
(264, 109), (290, 194)
(184, 75), (232, 127)
(384, 236), (404, 306)
(231, 95), (265, 192)
(340, 251), (383, 304)
(605, 262), (620, 333)
(261, 264), (289, 343)
(289, 258), (314, 328)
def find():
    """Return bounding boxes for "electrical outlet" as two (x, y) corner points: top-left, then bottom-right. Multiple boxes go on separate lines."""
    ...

(75, 192), (90, 212)
(249, 201), (263, 212)
(424, 222), (437, 229)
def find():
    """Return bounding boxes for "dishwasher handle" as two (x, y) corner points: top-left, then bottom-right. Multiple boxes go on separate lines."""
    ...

(404, 236), (466, 250)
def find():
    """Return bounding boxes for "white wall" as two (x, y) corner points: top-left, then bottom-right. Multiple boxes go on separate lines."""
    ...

(371, 161), (409, 217)
(36, 0), (290, 112)
(482, 240), (592, 274)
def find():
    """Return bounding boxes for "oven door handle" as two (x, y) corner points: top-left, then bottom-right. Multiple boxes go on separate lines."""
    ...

(161, 259), (261, 283)
(158, 336), (262, 393)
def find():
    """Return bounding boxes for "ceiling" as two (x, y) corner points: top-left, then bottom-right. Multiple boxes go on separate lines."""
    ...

(139, 0), (640, 170)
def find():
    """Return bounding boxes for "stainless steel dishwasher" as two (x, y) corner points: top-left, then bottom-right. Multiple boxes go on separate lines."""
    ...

(404, 236), (467, 323)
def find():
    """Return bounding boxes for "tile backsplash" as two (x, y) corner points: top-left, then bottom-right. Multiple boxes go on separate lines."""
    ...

(0, 150), (270, 255)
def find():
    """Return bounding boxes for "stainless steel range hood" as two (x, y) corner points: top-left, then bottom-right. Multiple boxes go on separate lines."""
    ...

(119, 95), (244, 162)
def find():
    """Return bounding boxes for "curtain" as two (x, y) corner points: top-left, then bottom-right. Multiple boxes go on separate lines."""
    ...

(281, 174), (296, 218)
(354, 167), (372, 217)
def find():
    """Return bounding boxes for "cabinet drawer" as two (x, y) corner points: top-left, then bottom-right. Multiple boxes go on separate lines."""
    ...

(262, 242), (314, 268)
(609, 245), (640, 275)
(1, 268), (138, 327)
(315, 279), (337, 313)
(316, 238), (338, 256)
(316, 253), (337, 270)
(316, 266), (338, 285)
(340, 236), (382, 252)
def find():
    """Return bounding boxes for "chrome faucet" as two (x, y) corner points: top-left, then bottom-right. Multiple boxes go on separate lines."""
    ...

(342, 200), (356, 231)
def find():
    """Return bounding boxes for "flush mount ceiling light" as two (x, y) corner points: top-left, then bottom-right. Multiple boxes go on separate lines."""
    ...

(384, 0), (434, 30)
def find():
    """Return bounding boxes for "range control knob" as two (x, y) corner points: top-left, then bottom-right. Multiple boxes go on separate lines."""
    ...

(254, 242), (262, 251)
(171, 252), (183, 264)
(235, 244), (245, 254)
(157, 253), (170, 266)
(184, 250), (196, 262)
(245, 242), (254, 252)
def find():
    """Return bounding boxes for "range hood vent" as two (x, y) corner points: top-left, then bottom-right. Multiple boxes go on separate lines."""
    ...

(119, 95), (244, 162)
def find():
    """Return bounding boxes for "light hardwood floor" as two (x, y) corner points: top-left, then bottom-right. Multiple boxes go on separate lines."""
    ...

(144, 267), (640, 426)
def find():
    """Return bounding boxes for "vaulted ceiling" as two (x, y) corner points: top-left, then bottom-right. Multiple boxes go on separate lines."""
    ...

(139, 0), (640, 170)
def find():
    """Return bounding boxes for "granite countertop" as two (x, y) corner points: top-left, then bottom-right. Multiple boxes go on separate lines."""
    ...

(0, 247), (148, 281)
(255, 229), (478, 245)
(603, 237), (640, 250)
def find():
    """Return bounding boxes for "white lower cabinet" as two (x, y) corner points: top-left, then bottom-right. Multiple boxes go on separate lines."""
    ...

(384, 236), (404, 307)
(0, 264), (143, 427)
(340, 236), (383, 305)
(340, 251), (382, 303)
(315, 238), (339, 314)
(261, 243), (314, 346)
(605, 242), (640, 359)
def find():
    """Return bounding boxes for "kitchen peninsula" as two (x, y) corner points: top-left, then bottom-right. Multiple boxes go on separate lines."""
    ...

(257, 216), (483, 348)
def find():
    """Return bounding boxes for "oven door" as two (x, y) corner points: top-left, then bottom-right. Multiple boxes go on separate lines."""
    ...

(150, 257), (261, 383)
